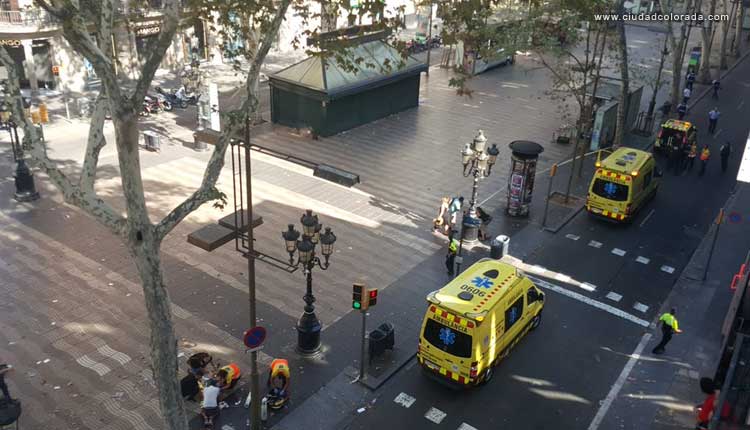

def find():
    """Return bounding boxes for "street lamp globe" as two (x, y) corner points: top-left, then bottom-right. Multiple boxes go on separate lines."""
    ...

(472, 130), (487, 153)
(282, 224), (300, 255)
(487, 143), (499, 171)
(461, 143), (473, 167)
(300, 209), (319, 239)
(319, 227), (337, 261)
(477, 151), (489, 173)
(297, 236), (315, 265)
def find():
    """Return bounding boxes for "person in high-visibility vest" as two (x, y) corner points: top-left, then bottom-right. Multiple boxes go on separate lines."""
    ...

(699, 145), (711, 176)
(652, 308), (682, 354)
(445, 230), (459, 277)
(267, 358), (290, 401)
(687, 142), (697, 171)
(216, 362), (241, 391)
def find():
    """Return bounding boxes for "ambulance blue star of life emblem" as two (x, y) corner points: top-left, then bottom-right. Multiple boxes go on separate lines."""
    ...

(471, 276), (493, 289)
(439, 327), (456, 346)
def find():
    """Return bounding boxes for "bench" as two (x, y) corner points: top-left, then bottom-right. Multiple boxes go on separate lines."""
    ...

(187, 210), (264, 252)
(313, 164), (360, 187)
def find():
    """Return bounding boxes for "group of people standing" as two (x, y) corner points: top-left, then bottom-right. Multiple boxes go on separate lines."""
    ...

(434, 196), (493, 277)
(668, 141), (731, 176)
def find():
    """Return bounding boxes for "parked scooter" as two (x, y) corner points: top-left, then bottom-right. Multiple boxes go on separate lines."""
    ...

(155, 86), (200, 109)
(144, 94), (171, 114)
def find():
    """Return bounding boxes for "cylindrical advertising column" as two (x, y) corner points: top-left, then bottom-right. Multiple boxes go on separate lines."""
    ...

(506, 140), (544, 217)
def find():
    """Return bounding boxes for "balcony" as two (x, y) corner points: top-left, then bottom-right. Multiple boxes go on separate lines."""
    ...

(0, 9), (59, 33)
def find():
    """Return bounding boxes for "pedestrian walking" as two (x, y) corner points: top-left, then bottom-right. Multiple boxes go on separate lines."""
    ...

(677, 102), (687, 120)
(699, 145), (711, 176)
(687, 142), (697, 171)
(720, 141), (731, 173)
(708, 108), (720, 134)
(0, 360), (14, 402)
(686, 71), (696, 91)
(712, 79), (721, 99)
(433, 197), (450, 235)
(683, 86), (692, 104)
(448, 196), (464, 231)
(445, 230), (459, 276)
(659, 100), (672, 117)
(652, 308), (682, 354)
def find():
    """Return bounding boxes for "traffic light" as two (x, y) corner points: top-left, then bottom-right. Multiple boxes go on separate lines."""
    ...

(51, 65), (59, 76)
(353, 283), (365, 310)
(368, 288), (378, 307)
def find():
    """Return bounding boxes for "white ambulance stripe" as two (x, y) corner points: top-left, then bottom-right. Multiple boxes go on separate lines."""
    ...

(611, 248), (627, 256)
(636, 256), (650, 264)
(528, 276), (650, 327)
(605, 292), (623, 302)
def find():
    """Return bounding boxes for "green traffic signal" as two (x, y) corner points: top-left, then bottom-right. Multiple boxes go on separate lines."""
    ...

(353, 301), (361, 310)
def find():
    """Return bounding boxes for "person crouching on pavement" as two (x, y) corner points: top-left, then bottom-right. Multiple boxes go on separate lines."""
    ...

(201, 379), (221, 426)
(476, 207), (493, 241)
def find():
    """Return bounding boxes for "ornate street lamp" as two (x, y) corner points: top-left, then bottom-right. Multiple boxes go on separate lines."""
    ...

(460, 130), (497, 243)
(282, 210), (337, 355)
(5, 119), (39, 202)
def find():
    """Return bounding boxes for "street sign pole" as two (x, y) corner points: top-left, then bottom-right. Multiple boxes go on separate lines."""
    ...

(359, 309), (367, 381)
(542, 163), (558, 228)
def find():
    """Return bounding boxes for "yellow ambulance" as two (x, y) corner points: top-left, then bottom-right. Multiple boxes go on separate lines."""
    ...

(417, 258), (545, 386)
(586, 147), (661, 222)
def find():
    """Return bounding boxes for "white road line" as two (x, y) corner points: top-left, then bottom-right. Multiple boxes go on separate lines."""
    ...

(739, 100), (746, 110)
(639, 209), (655, 227)
(425, 407), (447, 424)
(605, 292), (623, 302)
(715, 129), (723, 138)
(565, 234), (581, 241)
(528, 276), (650, 327)
(587, 333), (652, 430)
(394, 392), (416, 408)
(588, 240), (603, 248)
(581, 282), (597, 292)
(458, 424), (479, 430)
(636, 256), (650, 265)
(661, 265), (675, 274)
(633, 302), (649, 313)
(611, 248), (627, 257)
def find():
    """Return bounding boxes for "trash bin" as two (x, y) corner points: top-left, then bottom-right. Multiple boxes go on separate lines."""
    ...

(143, 131), (160, 152)
(368, 322), (395, 363)
(490, 235), (510, 259)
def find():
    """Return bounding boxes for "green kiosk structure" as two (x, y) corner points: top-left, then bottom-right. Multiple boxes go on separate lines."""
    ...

(268, 27), (427, 137)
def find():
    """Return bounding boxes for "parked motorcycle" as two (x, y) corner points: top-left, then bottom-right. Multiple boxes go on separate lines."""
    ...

(144, 94), (171, 114)
(155, 86), (200, 109)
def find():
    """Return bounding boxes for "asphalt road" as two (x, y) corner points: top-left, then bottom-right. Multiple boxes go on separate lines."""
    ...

(343, 55), (750, 430)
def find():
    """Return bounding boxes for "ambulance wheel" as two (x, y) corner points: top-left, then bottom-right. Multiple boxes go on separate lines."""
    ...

(531, 313), (542, 330)
(480, 367), (494, 385)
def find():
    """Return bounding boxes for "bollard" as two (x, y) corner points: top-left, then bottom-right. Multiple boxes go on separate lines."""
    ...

(490, 235), (510, 259)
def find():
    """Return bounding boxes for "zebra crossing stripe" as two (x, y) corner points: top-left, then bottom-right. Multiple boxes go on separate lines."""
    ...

(565, 234), (581, 241)
(394, 392), (416, 408)
(605, 292), (623, 302)
(633, 302), (649, 313)
(458, 424), (479, 430)
(588, 240), (603, 248)
(636, 256), (650, 264)
(611, 248), (627, 256)
(425, 407), (447, 424)
(661, 265), (675, 274)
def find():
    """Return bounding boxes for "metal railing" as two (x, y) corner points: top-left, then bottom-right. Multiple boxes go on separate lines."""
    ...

(0, 10), (55, 27)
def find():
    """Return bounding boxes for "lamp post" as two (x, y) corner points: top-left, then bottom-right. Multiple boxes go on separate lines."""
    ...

(6, 120), (39, 202)
(460, 130), (498, 244)
(282, 210), (337, 355)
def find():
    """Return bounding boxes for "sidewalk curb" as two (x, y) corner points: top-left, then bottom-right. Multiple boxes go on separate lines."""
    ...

(542, 205), (585, 233)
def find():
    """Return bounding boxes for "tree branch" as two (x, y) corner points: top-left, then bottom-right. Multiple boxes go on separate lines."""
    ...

(154, 0), (293, 241)
(0, 46), (126, 236)
(131, 0), (181, 104)
(79, 94), (109, 194)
